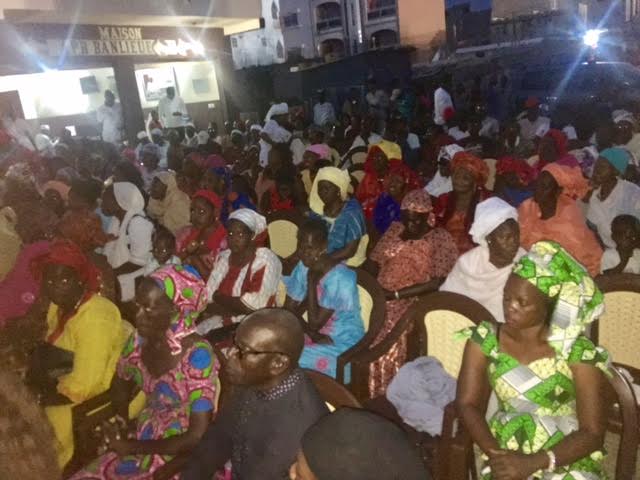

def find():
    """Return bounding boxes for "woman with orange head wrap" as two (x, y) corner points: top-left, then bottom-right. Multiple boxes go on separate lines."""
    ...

(518, 163), (602, 275)
(434, 151), (492, 254)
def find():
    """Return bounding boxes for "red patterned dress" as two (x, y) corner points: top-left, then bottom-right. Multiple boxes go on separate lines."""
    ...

(368, 223), (458, 397)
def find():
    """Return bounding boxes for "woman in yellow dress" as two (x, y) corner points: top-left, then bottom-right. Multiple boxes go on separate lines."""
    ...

(31, 240), (128, 468)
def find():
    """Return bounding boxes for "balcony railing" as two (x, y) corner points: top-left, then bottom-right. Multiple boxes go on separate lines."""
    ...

(367, 0), (396, 20)
(316, 16), (343, 32)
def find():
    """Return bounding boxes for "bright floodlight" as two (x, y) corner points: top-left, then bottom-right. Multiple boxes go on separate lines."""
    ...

(583, 29), (605, 48)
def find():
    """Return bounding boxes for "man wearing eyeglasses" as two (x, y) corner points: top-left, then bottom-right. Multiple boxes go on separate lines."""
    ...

(183, 308), (329, 480)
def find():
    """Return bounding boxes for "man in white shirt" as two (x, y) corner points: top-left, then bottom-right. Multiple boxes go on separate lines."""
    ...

(349, 114), (382, 151)
(157, 87), (187, 129)
(96, 90), (123, 145)
(313, 90), (336, 128)
(433, 76), (454, 126)
(517, 97), (550, 142)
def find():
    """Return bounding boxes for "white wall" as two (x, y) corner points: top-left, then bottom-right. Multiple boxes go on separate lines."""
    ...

(0, 66), (115, 119)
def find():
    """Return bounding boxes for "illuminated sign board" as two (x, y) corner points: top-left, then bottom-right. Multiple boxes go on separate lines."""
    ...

(44, 25), (205, 57)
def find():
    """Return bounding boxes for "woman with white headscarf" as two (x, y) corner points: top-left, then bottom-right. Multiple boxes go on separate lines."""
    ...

(440, 197), (525, 323)
(310, 166), (367, 267)
(198, 209), (282, 334)
(102, 182), (154, 301)
(147, 171), (191, 235)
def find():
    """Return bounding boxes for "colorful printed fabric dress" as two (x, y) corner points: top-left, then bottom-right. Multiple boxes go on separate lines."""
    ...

(460, 321), (609, 480)
(284, 262), (364, 379)
(71, 335), (219, 479)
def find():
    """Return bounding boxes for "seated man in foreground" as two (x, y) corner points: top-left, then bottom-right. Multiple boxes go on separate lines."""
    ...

(183, 308), (329, 480)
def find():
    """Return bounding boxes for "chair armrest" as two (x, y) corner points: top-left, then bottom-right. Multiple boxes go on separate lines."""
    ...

(347, 315), (418, 400)
(335, 325), (385, 384)
(153, 453), (190, 480)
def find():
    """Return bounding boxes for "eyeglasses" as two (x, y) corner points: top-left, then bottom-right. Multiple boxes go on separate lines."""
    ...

(232, 336), (287, 360)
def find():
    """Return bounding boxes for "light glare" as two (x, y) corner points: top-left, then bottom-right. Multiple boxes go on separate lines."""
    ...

(583, 29), (606, 48)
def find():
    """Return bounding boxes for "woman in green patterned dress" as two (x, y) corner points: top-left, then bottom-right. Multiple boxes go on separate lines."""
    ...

(457, 241), (610, 480)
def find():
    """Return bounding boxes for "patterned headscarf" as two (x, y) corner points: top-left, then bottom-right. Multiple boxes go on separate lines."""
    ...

(149, 265), (207, 355)
(401, 189), (436, 227)
(513, 241), (606, 359)
(452, 152), (490, 187)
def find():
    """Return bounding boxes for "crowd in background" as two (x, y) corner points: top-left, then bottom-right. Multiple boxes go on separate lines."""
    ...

(0, 69), (639, 480)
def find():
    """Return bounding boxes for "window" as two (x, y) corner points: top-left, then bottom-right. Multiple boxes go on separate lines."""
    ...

(277, 40), (284, 59)
(283, 12), (299, 28)
(271, 1), (279, 20)
(231, 37), (238, 48)
(366, 0), (397, 20)
(261, 37), (267, 46)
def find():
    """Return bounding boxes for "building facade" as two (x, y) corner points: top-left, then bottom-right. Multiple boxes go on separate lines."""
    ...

(230, 0), (401, 69)
(0, 0), (261, 141)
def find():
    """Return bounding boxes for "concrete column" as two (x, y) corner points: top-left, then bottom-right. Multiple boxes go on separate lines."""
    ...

(112, 57), (145, 145)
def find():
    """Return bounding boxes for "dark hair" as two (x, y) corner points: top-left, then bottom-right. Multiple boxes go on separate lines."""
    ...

(70, 178), (103, 207)
(153, 224), (176, 248)
(275, 170), (295, 187)
(612, 214), (640, 233)
(113, 161), (145, 193)
(298, 218), (329, 244)
(310, 159), (332, 175)
(302, 408), (426, 480)
(271, 143), (293, 163)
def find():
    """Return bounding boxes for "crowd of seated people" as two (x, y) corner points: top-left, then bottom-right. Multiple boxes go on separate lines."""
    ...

(1, 82), (639, 480)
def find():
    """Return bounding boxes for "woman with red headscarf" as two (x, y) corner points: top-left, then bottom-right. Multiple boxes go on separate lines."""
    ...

(26, 241), (127, 468)
(494, 156), (536, 207)
(356, 140), (419, 219)
(434, 152), (491, 254)
(535, 129), (580, 171)
(176, 189), (227, 278)
(518, 163), (603, 275)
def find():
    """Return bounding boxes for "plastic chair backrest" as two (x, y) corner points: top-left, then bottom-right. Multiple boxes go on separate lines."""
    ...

(351, 151), (367, 165)
(351, 170), (365, 183)
(599, 291), (640, 369)
(357, 283), (373, 332)
(267, 219), (299, 259)
(345, 234), (369, 268)
(423, 310), (475, 378)
(594, 274), (640, 371)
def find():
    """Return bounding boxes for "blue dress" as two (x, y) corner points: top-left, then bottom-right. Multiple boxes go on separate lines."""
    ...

(284, 261), (364, 379)
(313, 198), (366, 255)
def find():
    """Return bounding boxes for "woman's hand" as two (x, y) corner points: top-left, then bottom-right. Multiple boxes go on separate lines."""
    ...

(488, 449), (543, 480)
(96, 415), (134, 456)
